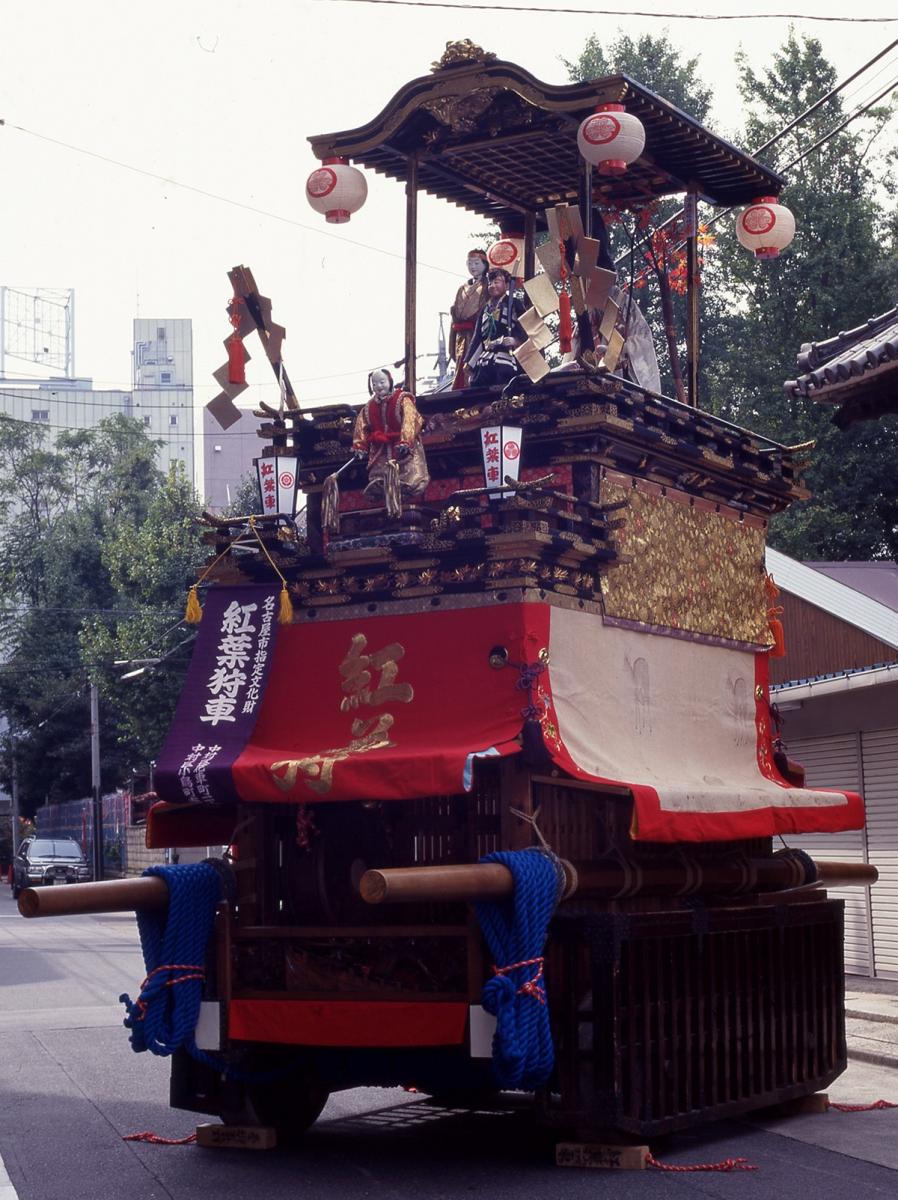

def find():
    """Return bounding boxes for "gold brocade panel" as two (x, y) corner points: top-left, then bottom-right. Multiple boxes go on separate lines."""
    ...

(600, 475), (770, 645)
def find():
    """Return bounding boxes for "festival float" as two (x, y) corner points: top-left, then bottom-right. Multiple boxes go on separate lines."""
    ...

(19, 42), (877, 1156)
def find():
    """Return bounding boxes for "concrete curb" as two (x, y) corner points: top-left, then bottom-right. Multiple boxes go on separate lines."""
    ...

(848, 1047), (898, 1071)
(847, 1007), (898, 1026)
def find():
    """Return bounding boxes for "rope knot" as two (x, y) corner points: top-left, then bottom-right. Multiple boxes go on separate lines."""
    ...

(493, 956), (546, 1005)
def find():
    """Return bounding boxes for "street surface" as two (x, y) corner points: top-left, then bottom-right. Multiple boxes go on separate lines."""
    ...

(2, 885), (898, 1199)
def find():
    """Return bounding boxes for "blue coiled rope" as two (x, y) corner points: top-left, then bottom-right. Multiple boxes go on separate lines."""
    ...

(120, 863), (221, 1058)
(475, 848), (564, 1090)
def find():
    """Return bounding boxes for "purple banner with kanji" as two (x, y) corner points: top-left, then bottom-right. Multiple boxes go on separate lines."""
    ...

(155, 585), (281, 805)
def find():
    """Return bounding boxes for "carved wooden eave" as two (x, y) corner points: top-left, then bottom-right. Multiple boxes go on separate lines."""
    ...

(308, 56), (785, 225)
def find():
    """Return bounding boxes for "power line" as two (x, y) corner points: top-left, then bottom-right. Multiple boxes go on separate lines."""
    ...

(313, 0), (898, 20)
(1, 122), (459, 280)
(613, 37), (898, 267)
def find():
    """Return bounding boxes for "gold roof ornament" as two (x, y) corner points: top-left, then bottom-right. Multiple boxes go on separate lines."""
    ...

(430, 40), (497, 72)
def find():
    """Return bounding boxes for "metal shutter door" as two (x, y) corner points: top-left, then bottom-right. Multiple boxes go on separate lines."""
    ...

(787, 733), (873, 977)
(861, 728), (898, 980)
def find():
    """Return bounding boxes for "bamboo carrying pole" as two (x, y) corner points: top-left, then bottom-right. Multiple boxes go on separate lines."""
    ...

(359, 858), (878, 905)
(17, 875), (170, 919)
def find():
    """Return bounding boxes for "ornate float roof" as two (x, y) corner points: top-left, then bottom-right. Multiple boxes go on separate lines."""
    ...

(308, 44), (786, 225)
(784, 303), (898, 427)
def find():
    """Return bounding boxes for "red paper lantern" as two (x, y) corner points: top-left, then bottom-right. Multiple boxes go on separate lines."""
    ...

(577, 104), (645, 176)
(306, 157), (368, 224)
(487, 231), (525, 276)
(736, 196), (796, 260)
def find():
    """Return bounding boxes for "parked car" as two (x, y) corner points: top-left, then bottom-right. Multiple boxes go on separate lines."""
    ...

(11, 837), (91, 898)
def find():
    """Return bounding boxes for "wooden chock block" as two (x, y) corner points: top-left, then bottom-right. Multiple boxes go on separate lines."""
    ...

(556, 1142), (649, 1170)
(195, 1123), (277, 1150)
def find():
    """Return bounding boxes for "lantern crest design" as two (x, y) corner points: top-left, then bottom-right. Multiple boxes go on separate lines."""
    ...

(306, 157), (368, 224)
(736, 196), (795, 260)
(577, 103), (645, 177)
(487, 231), (525, 276)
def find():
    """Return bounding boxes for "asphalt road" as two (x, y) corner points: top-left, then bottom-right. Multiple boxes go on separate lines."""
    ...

(2, 885), (898, 1199)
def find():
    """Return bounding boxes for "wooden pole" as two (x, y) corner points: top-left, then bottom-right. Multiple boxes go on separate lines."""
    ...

(405, 156), (418, 393)
(18, 875), (170, 919)
(524, 210), (536, 282)
(684, 188), (700, 408)
(359, 857), (877, 905)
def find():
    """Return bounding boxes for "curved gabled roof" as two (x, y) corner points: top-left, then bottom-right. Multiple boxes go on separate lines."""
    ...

(308, 52), (785, 226)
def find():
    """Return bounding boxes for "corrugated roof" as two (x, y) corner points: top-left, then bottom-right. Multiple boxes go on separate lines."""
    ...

(771, 660), (898, 700)
(765, 547), (898, 650)
(804, 561), (898, 612)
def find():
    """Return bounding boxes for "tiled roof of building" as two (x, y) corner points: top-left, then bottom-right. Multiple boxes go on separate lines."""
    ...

(784, 303), (898, 427)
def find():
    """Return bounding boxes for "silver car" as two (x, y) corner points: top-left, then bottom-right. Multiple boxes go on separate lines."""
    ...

(11, 837), (92, 898)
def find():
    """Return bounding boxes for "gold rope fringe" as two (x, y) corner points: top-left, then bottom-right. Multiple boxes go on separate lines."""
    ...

(278, 583), (294, 626)
(321, 472), (341, 534)
(185, 584), (203, 624)
(384, 459), (402, 521)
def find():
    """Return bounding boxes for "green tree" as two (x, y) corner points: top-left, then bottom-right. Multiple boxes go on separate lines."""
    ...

(0, 415), (205, 815)
(702, 31), (898, 558)
(563, 30), (712, 122)
(81, 463), (204, 767)
(565, 30), (715, 399)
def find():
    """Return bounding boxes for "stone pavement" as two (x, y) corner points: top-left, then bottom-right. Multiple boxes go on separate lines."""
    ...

(845, 973), (898, 1070)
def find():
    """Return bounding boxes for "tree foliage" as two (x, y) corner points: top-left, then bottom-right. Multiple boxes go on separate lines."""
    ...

(0, 415), (205, 814)
(701, 31), (898, 557)
(570, 28), (898, 559)
(563, 30), (712, 122)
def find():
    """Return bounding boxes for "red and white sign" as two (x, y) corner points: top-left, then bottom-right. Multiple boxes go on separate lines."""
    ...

(480, 425), (523, 499)
(276, 456), (299, 517)
(256, 458), (278, 514)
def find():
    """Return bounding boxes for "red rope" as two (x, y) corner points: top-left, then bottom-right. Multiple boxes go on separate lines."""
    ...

(828, 1099), (898, 1112)
(124, 1131), (197, 1145)
(647, 1152), (757, 1172)
(492, 956), (546, 1005)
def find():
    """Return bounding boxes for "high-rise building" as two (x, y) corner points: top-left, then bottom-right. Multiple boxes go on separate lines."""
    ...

(0, 302), (196, 487)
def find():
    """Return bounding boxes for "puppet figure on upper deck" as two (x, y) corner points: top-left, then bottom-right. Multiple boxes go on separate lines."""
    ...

(450, 249), (489, 390)
(464, 268), (526, 389)
(353, 368), (429, 506)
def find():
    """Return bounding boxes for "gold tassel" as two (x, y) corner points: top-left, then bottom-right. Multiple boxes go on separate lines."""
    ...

(384, 458), (402, 521)
(321, 472), (341, 534)
(185, 584), (203, 624)
(278, 582), (294, 626)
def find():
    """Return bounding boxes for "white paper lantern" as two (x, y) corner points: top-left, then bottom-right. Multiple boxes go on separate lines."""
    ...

(736, 196), (796, 260)
(487, 232), (525, 276)
(305, 158), (368, 224)
(577, 103), (645, 177)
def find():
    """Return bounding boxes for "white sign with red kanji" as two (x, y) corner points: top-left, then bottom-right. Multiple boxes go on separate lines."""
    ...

(256, 457), (278, 515)
(480, 425), (523, 500)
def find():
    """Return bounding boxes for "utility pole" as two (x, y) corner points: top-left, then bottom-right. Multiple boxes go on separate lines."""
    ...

(89, 682), (103, 882)
(10, 722), (21, 854)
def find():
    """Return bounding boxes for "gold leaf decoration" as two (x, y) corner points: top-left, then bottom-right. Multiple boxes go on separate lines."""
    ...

(599, 478), (768, 644)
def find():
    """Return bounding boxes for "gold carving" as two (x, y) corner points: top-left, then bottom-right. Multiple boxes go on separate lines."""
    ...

(431, 39), (496, 71)
(600, 479), (769, 644)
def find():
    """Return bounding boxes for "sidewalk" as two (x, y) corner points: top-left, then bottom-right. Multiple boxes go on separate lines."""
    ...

(845, 974), (898, 1070)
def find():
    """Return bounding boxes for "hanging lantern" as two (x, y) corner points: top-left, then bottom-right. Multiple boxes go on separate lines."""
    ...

(736, 196), (795, 260)
(577, 103), (645, 177)
(487, 231), (525, 277)
(305, 157), (367, 224)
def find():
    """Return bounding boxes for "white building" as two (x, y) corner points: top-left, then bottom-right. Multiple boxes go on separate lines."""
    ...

(0, 316), (196, 487)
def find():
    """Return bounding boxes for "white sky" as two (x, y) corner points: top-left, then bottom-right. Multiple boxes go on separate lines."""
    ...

(1, 1), (896, 429)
